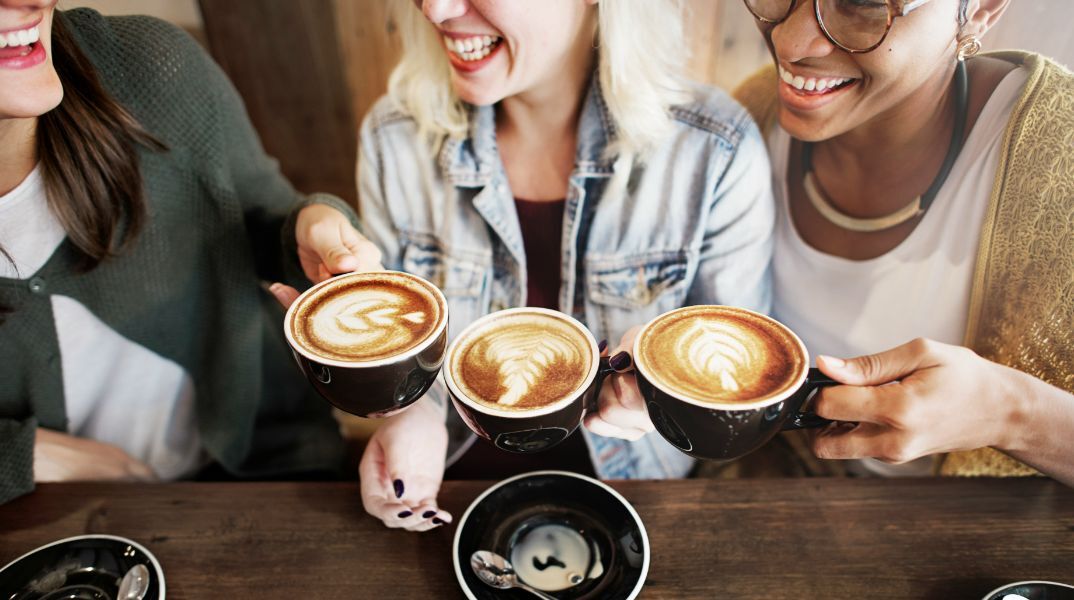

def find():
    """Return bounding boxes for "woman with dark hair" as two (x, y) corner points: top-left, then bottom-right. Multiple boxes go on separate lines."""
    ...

(0, 0), (374, 503)
(728, 0), (1074, 483)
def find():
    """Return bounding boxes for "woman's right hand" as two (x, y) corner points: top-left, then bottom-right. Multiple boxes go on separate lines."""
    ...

(359, 399), (453, 532)
(34, 428), (156, 482)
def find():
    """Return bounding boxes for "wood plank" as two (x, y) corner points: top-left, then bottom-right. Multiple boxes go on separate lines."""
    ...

(2, 479), (1071, 599)
(198, 0), (358, 205)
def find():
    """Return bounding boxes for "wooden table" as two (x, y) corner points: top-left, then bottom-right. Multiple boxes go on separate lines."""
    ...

(2, 478), (1072, 599)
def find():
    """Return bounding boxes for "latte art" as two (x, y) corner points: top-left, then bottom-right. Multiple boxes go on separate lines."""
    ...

(290, 272), (444, 363)
(637, 306), (805, 405)
(450, 310), (593, 411)
(312, 290), (428, 350)
(483, 334), (580, 407)
(683, 320), (756, 394)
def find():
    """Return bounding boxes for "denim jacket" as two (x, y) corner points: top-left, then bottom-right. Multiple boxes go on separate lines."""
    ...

(357, 77), (774, 480)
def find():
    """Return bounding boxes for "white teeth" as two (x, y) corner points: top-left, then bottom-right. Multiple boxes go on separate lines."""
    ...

(0, 25), (39, 48)
(442, 33), (501, 62)
(778, 65), (855, 92)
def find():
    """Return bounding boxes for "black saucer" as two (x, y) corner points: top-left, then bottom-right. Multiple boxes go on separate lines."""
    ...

(0, 535), (164, 599)
(453, 471), (648, 600)
(983, 581), (1074, 600)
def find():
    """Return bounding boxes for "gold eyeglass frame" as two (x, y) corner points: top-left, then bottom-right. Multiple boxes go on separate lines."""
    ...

(743, 0), (936, 53)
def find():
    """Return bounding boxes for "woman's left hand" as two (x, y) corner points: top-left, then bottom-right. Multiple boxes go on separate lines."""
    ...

(295, 204), (383, 283)
(583, 326), (655, 441)
(810, 338), (1023, 464)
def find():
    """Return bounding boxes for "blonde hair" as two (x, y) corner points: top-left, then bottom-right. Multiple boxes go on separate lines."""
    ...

(387, 0), (691, 162)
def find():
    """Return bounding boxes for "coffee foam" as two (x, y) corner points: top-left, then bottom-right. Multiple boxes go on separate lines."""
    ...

(637, 306), (805, 404)
(451, 311), (592, 411)
(290, 273), (442, 363)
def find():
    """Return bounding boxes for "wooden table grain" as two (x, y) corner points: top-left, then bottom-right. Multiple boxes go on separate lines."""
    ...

(1, 478), (1072, 599)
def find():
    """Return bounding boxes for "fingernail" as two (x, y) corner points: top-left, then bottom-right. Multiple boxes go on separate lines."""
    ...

(397, 510), (412, 518)
(422, 510), (437, 519)
(820, 355), (846, 368)
(268, 283), (282, 293)
(393, 479), (404, 498)
(598, 339), (608, 353)
(432, 517), (445, 525)
(610, 351), (632, 371)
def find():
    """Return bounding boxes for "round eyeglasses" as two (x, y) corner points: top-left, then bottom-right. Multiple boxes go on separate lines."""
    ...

(743, 0), (935, 54)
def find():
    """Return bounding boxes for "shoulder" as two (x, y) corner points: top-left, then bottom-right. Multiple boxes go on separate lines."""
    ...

(61, 8), (210, 88)
(669, 82), (759, 148)
(361, 94), (421, 137)
(59, 9), (232, 141)
(731, 66), (780, 137)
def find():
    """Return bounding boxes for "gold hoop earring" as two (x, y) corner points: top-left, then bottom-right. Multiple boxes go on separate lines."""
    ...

(957, 35), (981, 61)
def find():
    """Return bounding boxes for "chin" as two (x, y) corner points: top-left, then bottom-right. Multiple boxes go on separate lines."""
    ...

(451, 80), (506, 108)
(777, 109), (841, 144)
(0, 60), (63, 119)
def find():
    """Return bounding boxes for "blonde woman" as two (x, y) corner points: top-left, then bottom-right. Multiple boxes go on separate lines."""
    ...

(271, 0), (773, 531)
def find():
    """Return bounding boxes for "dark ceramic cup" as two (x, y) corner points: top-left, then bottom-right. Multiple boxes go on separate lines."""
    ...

(284, 271), (449, 418)
(444, 308), (612, 454)
(632, 306), (836, 461)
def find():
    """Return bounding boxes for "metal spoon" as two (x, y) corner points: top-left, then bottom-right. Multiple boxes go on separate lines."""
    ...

(470, 550), (557, 600)
(116, 564), (150, 600)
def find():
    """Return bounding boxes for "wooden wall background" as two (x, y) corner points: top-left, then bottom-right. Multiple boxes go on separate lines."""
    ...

(189, 0), (1073, 207)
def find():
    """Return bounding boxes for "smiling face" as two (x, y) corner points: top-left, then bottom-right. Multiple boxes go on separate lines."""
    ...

(0, 0), (62, 121)
(760, 0), (963, 142)
(413, 0), (596, 106)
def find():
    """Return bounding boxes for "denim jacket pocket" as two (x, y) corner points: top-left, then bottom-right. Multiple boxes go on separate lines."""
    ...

(585, 251), (692, 339)
(400, 233), (489, 299)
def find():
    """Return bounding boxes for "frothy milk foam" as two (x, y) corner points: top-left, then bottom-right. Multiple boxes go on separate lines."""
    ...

(450, 310), (592, 411)
(637, 306), (805, 404)
(290, 272), (442, 363)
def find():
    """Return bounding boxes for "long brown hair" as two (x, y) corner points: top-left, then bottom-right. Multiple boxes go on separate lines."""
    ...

(36, 11), (165, 271)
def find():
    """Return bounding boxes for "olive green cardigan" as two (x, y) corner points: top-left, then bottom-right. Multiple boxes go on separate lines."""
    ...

(734, 52), (1074, 478)
(0, 10), (354, 503)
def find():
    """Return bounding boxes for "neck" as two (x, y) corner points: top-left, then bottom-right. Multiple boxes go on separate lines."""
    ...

(814, 62), (960, 211)
(498, 52), (594, 146)
(0, 117), (38, 196)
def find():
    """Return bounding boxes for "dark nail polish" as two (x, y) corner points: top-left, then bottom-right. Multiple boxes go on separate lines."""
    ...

(422, 510), (436, 519)
(432, 517), (445, 525)
(610, 351), (632, 371)
(397, 511), (412, 518)
(598, 339), (608, 353)
(393, 479), (404, 498)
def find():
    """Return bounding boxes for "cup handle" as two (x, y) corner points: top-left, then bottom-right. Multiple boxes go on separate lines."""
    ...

(781, 367), (839, 431)
(586, 356), (616, 414)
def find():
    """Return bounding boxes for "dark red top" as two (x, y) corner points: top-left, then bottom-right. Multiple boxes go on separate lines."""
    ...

(513, 198), (566, 310)
(444, 198), (595, 480)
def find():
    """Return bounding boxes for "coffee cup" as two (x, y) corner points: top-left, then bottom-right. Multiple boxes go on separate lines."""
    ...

(283, 271), (449, 418)
(632, 305), (835, 461)
(443, 307), (612, 453)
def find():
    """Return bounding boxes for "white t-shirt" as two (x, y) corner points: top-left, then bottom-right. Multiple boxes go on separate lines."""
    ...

(769, 67), (1029, 477)
(0, 166), (203, 480)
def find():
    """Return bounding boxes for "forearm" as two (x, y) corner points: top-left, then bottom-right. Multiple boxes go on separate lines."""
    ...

(997, 366), (1074, 487)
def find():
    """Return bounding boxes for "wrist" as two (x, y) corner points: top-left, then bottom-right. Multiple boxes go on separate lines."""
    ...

(990, 362), (1038, 453)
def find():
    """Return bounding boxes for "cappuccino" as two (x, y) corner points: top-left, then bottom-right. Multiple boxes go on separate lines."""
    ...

(635, 305), (805, 405)
(448, 309), (594, 412)
(289, 272), (445, 363)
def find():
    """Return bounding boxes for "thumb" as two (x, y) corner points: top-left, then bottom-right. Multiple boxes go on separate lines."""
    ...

(817, 339), (939, 387)
(319, 244), (360, 276)
(267, 283), (301, 309)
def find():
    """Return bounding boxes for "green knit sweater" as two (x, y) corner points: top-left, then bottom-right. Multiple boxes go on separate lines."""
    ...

(0, 9), (353, 503)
